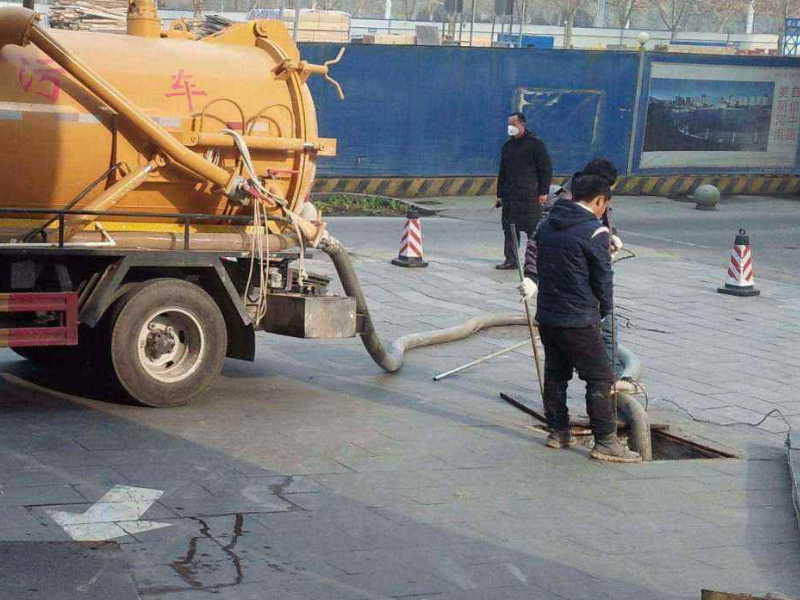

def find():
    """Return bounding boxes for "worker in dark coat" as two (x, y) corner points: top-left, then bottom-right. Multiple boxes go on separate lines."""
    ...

(495, 112), (552, 270)
(532, 173), (640, 463)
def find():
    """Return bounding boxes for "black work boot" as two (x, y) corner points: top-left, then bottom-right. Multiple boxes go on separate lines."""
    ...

(590, 434), (641, 463)
(546, 429), (577, 449)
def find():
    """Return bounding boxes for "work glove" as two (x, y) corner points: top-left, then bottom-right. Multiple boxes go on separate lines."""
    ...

(518, 277), (537, 302)
(610, 234), (623, 257)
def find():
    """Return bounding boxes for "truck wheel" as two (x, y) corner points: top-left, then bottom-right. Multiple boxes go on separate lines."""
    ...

(109, 279), (227, 407)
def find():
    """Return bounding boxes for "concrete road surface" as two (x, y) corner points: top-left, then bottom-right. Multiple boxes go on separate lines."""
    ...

(0, 194), (798, 600)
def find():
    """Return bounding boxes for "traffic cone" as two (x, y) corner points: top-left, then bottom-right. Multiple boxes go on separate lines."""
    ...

(391, 207), (428, 268)
(717, 228), (760, 297)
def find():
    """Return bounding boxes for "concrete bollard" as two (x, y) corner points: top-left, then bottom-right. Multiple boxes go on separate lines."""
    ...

(692, 184), (721, 211)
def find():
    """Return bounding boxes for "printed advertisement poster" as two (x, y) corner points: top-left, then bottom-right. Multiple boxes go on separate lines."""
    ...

(640, 62), (800, 169)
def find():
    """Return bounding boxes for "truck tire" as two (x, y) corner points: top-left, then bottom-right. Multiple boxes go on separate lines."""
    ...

(108, 279), (227, 407)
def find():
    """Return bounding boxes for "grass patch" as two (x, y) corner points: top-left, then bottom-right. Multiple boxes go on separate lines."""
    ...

(312, 193), (408, 216)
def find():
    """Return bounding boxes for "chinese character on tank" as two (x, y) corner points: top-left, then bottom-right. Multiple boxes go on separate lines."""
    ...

(165, 69), (207, 112)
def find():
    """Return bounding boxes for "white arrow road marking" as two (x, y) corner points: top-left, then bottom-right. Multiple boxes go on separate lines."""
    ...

(46, 485), (171, 542)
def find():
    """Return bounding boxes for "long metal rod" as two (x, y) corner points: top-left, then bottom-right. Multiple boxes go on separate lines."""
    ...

(510, 224), (544, 399)
(469, 0), (475, 46)
(499, 392), (547, 424)
(610, 301), (619, 422)
(433, 339), (528, 381)
(0, 206), (288, 224)
(62, 160), (157, 241)
(23, 162), (123, 242)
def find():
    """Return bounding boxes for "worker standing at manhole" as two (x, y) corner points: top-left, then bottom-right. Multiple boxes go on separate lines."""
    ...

(522, 158), (625, 377)
(529, 173), (640, 463)
(494, 112), (552, 270)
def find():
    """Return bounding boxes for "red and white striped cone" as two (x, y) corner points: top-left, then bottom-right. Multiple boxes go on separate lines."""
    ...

(717, 228), (760, 297)
(391, 207), (428, 268)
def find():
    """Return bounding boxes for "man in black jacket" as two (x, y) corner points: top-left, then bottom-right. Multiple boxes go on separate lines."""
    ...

(495, 112), (552, 270)
(534, 174), (640, 463)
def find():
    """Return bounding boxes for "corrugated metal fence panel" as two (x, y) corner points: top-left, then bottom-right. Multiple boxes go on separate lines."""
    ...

(300, 45), (640, 178)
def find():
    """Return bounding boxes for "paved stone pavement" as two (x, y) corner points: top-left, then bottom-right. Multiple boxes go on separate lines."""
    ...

(0, 195), (798, 599)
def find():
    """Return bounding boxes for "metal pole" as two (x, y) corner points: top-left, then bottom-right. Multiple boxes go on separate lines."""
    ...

(469, 0), (476, 46)
(625, 42), (647, 175)
(610, 302), (618, 424)
(293, 0), (301, 42)
(510, 224), (544, 399)
(433, 339), (529, 381)
(519, 0), (526, 47)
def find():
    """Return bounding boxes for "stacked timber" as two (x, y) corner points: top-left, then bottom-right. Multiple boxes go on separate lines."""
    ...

(361, 33), (416, 45)
(49, 0), (127, 32)
(195, 14), (233, 36)
(293, 10), (349, 42)
(247, 9), (349, 43)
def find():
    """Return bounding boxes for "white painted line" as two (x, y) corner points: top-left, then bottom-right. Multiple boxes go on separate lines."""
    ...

(46, 485), (171, 542)
(622, 230), (716, 249)
(0, 101), (79, 114)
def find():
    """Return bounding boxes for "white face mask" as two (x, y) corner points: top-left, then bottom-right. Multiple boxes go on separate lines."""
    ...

(507, 125), (520, 137)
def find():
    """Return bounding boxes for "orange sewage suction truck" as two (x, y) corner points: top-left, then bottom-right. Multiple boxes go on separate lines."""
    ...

(0, 2), (377, 406)
(0, 3), (529, 407)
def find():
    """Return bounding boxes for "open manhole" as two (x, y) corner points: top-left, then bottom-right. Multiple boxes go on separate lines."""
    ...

(573, 426), (738, 461)
(650, 429), (738, 460)
(500, 394), (739, 461)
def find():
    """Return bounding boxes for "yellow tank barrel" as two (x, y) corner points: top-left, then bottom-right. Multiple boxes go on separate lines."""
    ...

(20, 16), (240, 194)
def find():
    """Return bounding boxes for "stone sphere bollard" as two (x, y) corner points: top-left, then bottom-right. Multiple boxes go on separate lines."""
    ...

(692, 184), (720, 211)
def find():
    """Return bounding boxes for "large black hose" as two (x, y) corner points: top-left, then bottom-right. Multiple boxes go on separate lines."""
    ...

(320, 235), (525, 373)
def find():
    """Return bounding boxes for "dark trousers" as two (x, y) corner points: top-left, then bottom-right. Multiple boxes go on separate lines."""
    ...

(538, 324), (616, 437)
(502, 198), (541, 265)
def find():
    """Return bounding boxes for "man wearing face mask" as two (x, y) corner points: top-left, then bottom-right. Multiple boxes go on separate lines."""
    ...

(495, 112), (552, 270)
(533, 173), (640, 463)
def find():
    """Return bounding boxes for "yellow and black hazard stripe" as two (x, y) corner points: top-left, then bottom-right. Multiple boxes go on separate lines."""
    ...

(615, 174), (800, 196)
(314, 175), (800, 198)
(314, 176), (499, 198)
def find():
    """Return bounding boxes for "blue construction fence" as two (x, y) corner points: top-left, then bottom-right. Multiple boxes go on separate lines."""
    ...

(300, 43), (800, 180)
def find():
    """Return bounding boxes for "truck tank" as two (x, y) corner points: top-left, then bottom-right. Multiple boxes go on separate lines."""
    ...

(0, 6), (340, 244)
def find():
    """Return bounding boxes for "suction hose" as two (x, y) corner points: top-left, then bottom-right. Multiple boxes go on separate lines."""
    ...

(320, 235), (526, 373)
(320, 234), (651, 459)
(618, 392), (652, 461)
(614, 344), (650, 459)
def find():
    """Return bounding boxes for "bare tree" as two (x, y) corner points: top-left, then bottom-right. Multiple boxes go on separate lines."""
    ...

(707, 0), (750, 31)
(607, 0), (645, 28)
(425, 0), (442, 20)
(557, 0), (590, 47)
(761, 0), (800, 49)
(651, 0), (694, 40)
(400, 0), (420, 18)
